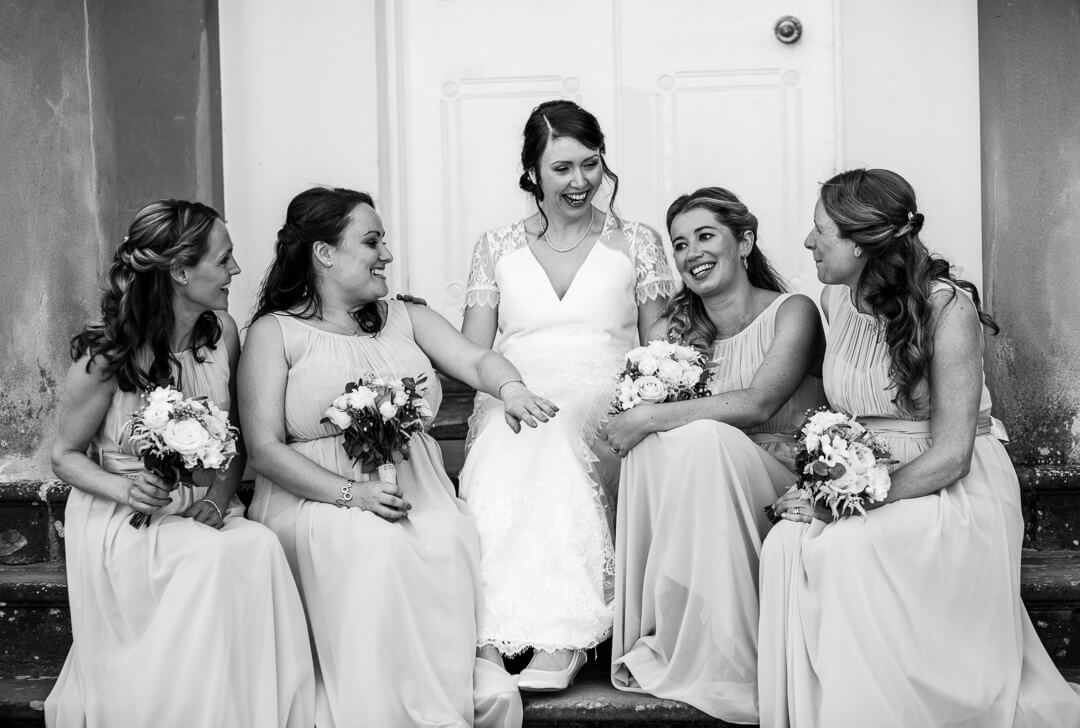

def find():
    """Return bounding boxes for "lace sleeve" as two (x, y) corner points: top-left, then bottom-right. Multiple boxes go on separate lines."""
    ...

(464, 232), (499, 309)
(629, 223), (676, 304)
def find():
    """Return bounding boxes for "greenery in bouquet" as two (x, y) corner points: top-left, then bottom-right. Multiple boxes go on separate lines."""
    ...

(124, 385), (239, 528)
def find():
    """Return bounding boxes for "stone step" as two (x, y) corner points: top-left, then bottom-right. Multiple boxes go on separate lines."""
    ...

(4, 463), (1080, 566)
(1, 552), (1078, 726)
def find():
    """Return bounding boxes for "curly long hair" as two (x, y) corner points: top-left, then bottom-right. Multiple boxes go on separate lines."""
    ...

(251, 187), (384, 334)
(820, 168), (999, 414)
(661, 187), (786, 354)
(70, 200), (223, 392)
(518, 99), (620, 235)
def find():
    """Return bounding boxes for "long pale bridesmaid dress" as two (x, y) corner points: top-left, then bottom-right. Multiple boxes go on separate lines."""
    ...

(46, 335), (315, 728)
(248, 300), (521, 728)
(757, 284), (1080, 727)
(611, 292), (825, 724)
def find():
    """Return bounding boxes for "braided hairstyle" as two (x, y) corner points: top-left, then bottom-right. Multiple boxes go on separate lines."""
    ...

(71, 200), (223, 392)
(518, 99), (620, 235)
(251, 187), (384, 334)
(820, 168), (998, 415)
(662, 187), (786, 355)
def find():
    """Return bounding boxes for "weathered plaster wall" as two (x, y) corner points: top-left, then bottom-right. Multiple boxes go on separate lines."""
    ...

(0, 1), (220, 480)
(980, 0), (1080, 464)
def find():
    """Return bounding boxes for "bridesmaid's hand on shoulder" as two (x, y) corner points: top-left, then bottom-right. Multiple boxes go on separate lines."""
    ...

(501, 384), (558, 433)
(355, 479), (412, 522)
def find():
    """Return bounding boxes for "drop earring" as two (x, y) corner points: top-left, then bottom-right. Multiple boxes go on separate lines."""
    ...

(742, 256), (749, 270)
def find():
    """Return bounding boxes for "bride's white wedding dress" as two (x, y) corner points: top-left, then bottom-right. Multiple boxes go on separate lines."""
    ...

(459, 210), (674, 655)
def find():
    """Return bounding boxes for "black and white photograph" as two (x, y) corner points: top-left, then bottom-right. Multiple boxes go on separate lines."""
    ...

(2, 1), (1079, 726)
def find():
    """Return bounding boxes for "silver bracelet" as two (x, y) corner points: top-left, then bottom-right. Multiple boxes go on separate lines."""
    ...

(498, 378), (524, 396)
(335, 479), (356, 508)
(202, 498), (223, 520)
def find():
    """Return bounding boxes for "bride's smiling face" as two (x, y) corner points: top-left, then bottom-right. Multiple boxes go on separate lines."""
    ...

(669, 207), (750, 297)
(536, 135), (604, 221)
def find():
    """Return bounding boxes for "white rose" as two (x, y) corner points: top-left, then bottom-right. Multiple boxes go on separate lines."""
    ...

(392, 389), (409, 406)
(626, 346), (647, 365)
(634, 375), (668, 404)
(142, 401), (172, 430)
(324, 406), (353, 429)
(345, 387), (376, 411)
(202, 411), (228, 439)
(379, 401), (399, 420)
(656, 358), (683, 382)
(200, 447), (225, 470)
(646, 340), (671, 356)
(161, 418), (212, 457)
(865, 465), (891, 501)
(681, 366), (704, 388)
(148, 386), (182, 405)
(636, 355), (659, 376)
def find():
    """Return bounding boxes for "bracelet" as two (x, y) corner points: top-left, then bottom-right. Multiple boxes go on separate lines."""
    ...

(202, 498), (224, 520)
(498, 378), (524, 396)
(335, 479), (356, 508)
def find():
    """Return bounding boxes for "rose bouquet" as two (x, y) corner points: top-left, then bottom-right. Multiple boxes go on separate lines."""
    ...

(611, 340), (713, 413)
(792, 408), (894, 519)
(124, 385), (239, 528)
(321, 373), (432, 486)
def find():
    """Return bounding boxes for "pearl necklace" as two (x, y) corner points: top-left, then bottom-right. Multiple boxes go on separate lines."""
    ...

(541, 208), (596, 253)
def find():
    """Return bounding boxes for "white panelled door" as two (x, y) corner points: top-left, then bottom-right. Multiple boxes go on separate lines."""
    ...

(380, 0), (837, 323)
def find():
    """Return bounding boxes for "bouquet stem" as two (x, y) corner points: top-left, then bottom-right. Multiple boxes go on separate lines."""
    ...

(129, 451), (181, 529)
(377, 462), (398, 485)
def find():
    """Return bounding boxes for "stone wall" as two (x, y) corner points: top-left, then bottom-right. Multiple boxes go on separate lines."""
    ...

(0, 0), (221, 480)
(979, 0), (1080, 464)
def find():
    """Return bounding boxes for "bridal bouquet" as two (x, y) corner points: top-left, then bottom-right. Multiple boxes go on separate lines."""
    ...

(321, 374), (433, 485)
(793, 408), (894, 519)
(611, 340), (713, 413)
(124, 385), (239, 528)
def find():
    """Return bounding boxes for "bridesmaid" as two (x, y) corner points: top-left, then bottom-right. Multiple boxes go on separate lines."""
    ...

(601, 187), (825, 724)
(759, 168), (1080, 727)
(47, 200), (314, 727)
(240, 186), (555, 727)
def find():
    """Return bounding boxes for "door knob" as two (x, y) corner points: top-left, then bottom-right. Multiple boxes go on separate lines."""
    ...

(774, 16), (802, 44)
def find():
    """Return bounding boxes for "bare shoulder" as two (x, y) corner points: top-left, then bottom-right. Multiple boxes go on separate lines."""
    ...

(776, 292), (821, 326)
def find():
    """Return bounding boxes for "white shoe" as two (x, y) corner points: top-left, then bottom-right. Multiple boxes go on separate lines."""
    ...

(516, 650), (587, 692)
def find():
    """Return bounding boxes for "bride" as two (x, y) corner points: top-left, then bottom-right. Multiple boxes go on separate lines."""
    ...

(459, 99), (674, 690)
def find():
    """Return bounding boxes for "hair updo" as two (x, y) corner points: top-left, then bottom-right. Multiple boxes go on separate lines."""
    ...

(251, 187), (384, 334)
(820, 168), (998, 414)
(518, 99), (620, 235)
(71, 200), (223, 392)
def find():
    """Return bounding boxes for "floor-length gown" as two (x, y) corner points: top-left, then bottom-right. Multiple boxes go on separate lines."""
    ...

(459, 211), (674, 655)
(248, 300), (521, 728)
(758, 284), (1080, 727)
(611, 293), (825, 724)
(46, 340), (315, 728)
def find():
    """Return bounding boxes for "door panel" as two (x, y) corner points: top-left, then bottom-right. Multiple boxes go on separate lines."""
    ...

(383, 0), (837, 322)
